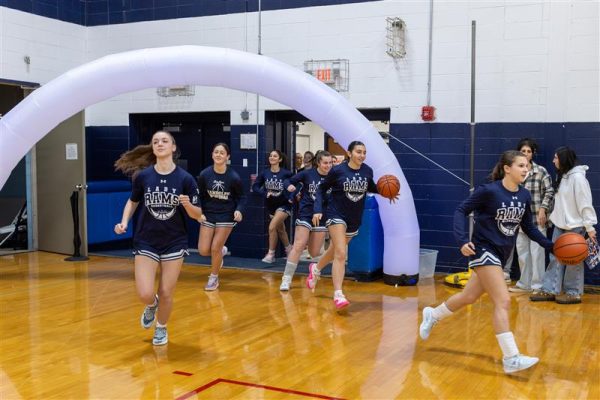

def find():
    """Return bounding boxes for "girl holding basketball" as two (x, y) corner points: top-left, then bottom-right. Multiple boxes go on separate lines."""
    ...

(252, 150), (293, 263)
(308, 141), (397, 309)
(420, 150), (554, 374)
(279, 150), (333, 291)
(530, 146), (597, 304)
(197, 143), (245, 291)
(114, 130), (202, 346)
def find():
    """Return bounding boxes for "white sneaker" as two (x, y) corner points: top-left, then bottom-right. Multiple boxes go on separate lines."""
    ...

(221, 246), (228, 257)
(280, 275), (292, 291)
(262, 252), (275, 263)
(419, 306), (438, 340)
(503, 354), (539, 373)
(205, 274), (219, 291)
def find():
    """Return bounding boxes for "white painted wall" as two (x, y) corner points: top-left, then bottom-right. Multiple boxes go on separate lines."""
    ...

(0, 0), (597, 125)
(0, 7), (85, 84)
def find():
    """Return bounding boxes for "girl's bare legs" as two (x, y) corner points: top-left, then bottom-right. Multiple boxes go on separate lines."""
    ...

(445, 269), (486, 312)
(209, 227), (233, 274)
(327, 224), (351, 292)
(422, 265), (537, 372)
(286, 226), (310, 265)
(198, 225), (215, 257)
(155, 258), (184, 325)
(268, 211), (290, 251)
(135, 255), (159, 305)
(307, 231), (326, 258)
(275, 213), (291, 248)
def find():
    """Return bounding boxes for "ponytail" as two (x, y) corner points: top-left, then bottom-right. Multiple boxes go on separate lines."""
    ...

(114, 144), (155, 177)
(489, 150), (524, 181)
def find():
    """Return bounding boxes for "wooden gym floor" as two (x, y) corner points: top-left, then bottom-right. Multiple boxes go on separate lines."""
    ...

(1, 252), (598, 399)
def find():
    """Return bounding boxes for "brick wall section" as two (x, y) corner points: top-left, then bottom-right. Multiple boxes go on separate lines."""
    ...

(390, 122), (600, 284)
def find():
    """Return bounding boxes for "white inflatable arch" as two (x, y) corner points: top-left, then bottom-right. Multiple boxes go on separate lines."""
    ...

(0, 46), (420, 280)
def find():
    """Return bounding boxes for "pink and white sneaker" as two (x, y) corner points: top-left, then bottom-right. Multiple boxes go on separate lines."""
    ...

(333, 293), (350, 310)
(306, 263), (321, 290)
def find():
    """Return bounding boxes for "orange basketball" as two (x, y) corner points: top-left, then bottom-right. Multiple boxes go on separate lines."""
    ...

(377, 174), (400, 200)
(553, 232), (589, 265)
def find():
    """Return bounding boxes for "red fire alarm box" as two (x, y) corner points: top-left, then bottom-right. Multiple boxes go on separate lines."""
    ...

(421, 105), (436, 121)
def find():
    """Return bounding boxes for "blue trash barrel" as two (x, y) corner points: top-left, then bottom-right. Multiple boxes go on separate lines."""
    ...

(347, 194), (384, 281)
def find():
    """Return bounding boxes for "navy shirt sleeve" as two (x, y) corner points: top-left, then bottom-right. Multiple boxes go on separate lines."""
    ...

(196, 173), (207, 209)
(453, 185), (489, 247)
(251, 170), (266, 195)
(367, 175), (378, 194)
(314, 167), (337, 215)
(231, 170), (246, 215)
(130, 174), (144, 203)
(183, 174), (200, 206)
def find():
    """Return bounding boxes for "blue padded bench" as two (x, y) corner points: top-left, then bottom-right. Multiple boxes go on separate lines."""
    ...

(87, 180), (132, 244)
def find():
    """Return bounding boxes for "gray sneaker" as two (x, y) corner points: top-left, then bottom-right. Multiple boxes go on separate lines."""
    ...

(419, 306), (438, 340)
(152, 326), (168, 346)
(140, 294), (159, 329)
(503, 354), (539, 373)
(205, 275), (219, 291)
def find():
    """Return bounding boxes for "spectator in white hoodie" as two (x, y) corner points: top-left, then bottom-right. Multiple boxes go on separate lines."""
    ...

(530, 146), (597, 304)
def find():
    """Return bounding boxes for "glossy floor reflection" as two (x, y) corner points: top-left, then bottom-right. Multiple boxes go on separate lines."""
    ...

(1, 252), (598, 399)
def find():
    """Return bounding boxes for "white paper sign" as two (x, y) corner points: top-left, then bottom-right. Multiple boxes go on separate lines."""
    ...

(66, 143), (78, 160)
(240, 133), (257, 149)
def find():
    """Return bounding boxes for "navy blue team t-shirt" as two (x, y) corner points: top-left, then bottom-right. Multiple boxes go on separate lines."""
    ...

(252, 167), (293, 211)
(197, 166), (246, 216)
(454, 179), (553, 264)
(286, 168), (330, 219)
(314, 162), (378, 227)
(130, 165), (199, 251)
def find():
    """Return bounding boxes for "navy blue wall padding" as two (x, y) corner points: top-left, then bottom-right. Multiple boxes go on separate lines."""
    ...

(2, 0), (382, 26)
(86, 180), (132, 244)
(347, 194), (384, 279)
(390, 122), (600, 285)
(87, 180), (131, 193)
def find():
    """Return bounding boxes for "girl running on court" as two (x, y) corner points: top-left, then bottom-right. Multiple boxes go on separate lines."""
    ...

(279, 150), (333, 291)
(197, 143), (245, 291)
(114, 130), (202, 346)
(252, 150), (293, 263)
(420, 150), (555, 374)
(308, 141), (394, 309)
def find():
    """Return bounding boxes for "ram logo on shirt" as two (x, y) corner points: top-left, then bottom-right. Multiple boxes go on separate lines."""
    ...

(343, 177), (368, 202)
(144, 189), (179, 221)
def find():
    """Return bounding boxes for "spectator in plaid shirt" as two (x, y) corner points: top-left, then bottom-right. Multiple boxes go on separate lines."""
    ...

(509, 138), (555, 293)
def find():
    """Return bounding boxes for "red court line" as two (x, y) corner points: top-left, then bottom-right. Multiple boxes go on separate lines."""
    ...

(173, 370), (193, 376)
(175, 377), (346, 400)
(175, 378), (221, 400)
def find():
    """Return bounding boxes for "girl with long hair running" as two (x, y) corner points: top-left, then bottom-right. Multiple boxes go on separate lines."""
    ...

(279, 150), (333, 291)
(307, 141), (395, 310)
(420, 150), (555, 374)
(197, 143), (245, 291)
(114, 130), (202, 346)
(252, 150), (293, 263)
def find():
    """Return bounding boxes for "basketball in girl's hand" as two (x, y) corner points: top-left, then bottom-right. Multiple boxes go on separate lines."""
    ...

(377, 174), (400, 200)
(553, 232), (589, 265)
